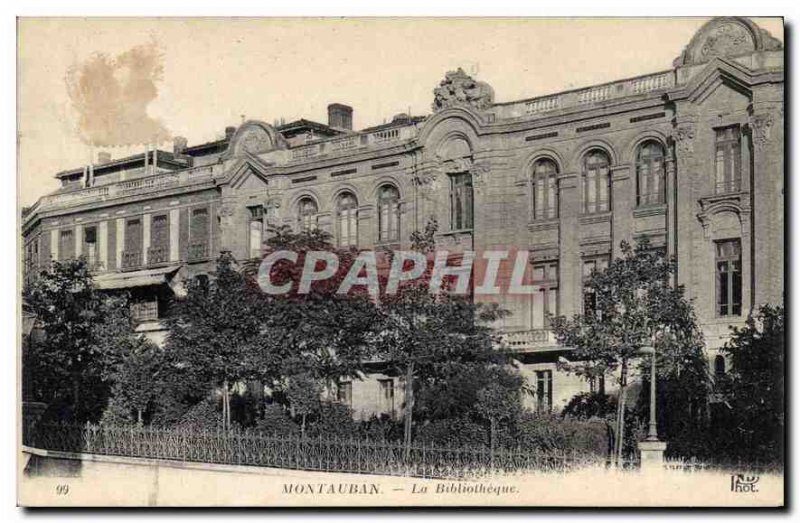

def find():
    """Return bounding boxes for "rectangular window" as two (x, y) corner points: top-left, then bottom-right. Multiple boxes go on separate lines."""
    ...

(189, 208), (210, 261)
(449, 173), (474, 230)
(716, 239), (742, 317)
(535, 370), (553, 414)
(530, 261), (558, 329)
(337, 381), (353, 407)
(59, 229), (74, 261)
(123, 218), (143, 269)
(84, 226), (98, 268)
(715, 126), (741, 194)
(582, 255), (610, 318)
(149, 215), (169, 265)
(130, 296), (159, 323)
(378, 378), (395, 417)
(248, 206), (265, 258)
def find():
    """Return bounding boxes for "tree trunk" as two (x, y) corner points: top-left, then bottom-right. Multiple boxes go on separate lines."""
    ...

(403, 362), (414, 459)
(301, 413), (306, 438)
(222, 380), (231, 431)
(615, 361), (629, 467)
(72, 375), (81, 420)
(137, 408), (143, 427)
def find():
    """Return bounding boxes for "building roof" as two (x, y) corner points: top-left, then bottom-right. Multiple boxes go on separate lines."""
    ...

(277, 119), (343, 138)
(54, 150), (190, 180)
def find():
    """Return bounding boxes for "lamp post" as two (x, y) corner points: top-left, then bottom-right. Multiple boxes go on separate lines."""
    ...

(637, 335), (667, 472)
(639, 345), (658, 441)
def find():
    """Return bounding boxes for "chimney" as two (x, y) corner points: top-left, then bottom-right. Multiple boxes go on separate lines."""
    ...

(173, 136), (188, 154)
(327, 103), (353, 130)
(225, 126), (237, 140)
(97, 151), (111, 164)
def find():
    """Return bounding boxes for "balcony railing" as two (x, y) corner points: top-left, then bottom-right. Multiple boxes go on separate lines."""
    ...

(502, 329), (558, 352)
(131, 300), (158, 323)
(495, 70), (676, 120)
(147, 246), (169, 266)
(37, 166), (217, 212)
(289, 124), (418, 163)
(121, 250), (143, 271)
(188, 242), (210, 262)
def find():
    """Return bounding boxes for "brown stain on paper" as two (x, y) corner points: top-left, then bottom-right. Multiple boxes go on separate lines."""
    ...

(64, 40), (171, 147)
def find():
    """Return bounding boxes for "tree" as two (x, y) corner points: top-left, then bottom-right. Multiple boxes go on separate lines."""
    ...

(163, 252), (264, 430)
(95, 295), (165, 425)
(476, 377), (523, 453)
(285, 372), (323, 437)
(245, 225), (382, 412)
(551, 239), (709, 465)
(375, 219), (511, 455)
(717, 304), (784, 464)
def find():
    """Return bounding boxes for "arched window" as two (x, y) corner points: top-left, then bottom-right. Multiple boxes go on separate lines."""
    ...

(714, 355), (726, 379)
(297, 197), (318, 232)
(336, 192), (358, 247)
(582, 149), (611, 214)
(377, 185), (400, 242)
(532, 158), (559, 220)
(637, 141), (666, 206)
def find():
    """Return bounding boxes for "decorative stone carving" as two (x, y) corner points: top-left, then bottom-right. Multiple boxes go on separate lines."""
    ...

(432, 68), (495, 112)
(238, 126), (274, 155)
(673, 17), (782, 67)
(750, 113), (775, 152)
(672, 125), (696, 156)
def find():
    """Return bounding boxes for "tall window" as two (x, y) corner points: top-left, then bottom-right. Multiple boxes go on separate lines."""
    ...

(59, 229), (74, 261)
(83, 226), (98, 268)
(297, 197), (318, 232)
(377, 185), (400, 242)
(530, 261), (558, 329)
(716, 239), (742, 317)
(336, 192), (358, 247)
(449, 172), (474, 230)
(248, 205), (265, 258)
(535, 370), (553, 414)
(123, 218), (143, 269)
(715, 126), (741, 194)
(714, 355), (726, 380)
(337, 381), (353, 407)
(636, 141), (666, 206)
(532, 158), (558, 220)
(378, 378), (395, 417)
(149, 214), (169, 265)
(583, 255), (610, 318)
(189, 207), (209, 261)
(582, 150), (611, 214)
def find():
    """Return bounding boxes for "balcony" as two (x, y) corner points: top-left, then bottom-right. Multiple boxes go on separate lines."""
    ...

(36, 166), (217, 213)
(121, 250), (143, 271)
(188, 242), (210, 262)
(502, 329), (559, 352)
(147, 246), (169, 266)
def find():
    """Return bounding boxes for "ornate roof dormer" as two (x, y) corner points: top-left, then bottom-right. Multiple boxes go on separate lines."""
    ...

(673, 17), (783, 68)
(432, 68), (495, 113)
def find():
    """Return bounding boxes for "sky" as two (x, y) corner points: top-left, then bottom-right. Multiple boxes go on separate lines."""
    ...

(17, 17), (783, 206)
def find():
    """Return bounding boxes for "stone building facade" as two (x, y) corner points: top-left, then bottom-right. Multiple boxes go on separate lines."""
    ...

(21, 17), (784, 418)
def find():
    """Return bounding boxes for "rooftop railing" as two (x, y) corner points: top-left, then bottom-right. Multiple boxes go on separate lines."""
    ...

(37, 165), (218, 212)
(289, 124), (418, 163)
(495, 70), (676, 120)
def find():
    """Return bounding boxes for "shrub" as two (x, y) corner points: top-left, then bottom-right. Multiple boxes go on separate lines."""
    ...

(416, 416), (488, 447)
(255, 403), (299, 436)
(514, 412), (611, 457)
(174, 397), (223, 430)
(306, 402), (357, 438)
(562, 392), (617, 420)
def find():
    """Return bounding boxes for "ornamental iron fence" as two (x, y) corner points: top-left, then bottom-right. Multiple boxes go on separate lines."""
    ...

(23, 421), (606, 479)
